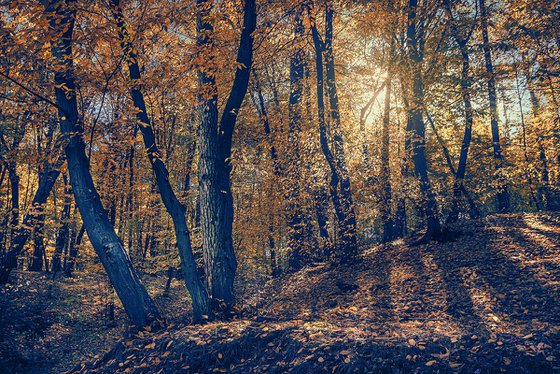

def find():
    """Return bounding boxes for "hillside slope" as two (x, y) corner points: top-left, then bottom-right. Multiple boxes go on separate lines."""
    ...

(76, 213), (560, 373)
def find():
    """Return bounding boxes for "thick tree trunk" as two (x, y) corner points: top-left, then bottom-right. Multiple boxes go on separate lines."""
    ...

(110, 0), (211, 322)
(44, 0), (160, 328)
(196, 0), (256, 313)
(479, 0), (510, 213)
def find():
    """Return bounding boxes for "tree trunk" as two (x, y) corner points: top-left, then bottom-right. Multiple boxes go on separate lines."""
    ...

(406, 0), (441, 242)
(479, 0), (510, 213)
(323, 5), (358, 256)
(44, 0), (160, 328)
(196, 0), (256, 314)
(286, 4), (313, 271)
(110, 0), (211, 322)
(525, 68), (559, 211)
(313, 186), (333, 258)
(52, 173), (72, 273)
(444, 5), (477, 223)
(380, 73), (395, 241)
(64, 223), (84, 277)
(0, 152), (64, 283)
(425, 111), (480, 220)
(28, 216), (46, 272)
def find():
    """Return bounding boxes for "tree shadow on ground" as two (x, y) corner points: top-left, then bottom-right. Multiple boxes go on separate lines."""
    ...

(431, 216), (560, 334)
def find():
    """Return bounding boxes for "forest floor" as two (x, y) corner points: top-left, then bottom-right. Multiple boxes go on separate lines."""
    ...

(2, 212), (560, 373)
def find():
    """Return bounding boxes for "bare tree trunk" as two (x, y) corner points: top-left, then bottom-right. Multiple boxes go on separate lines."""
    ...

(445, 5), (476, 223)
(479, 0), (510, 212)
(380, 73), (395, 241)
(196, 0), (256, 313)
(323, 5), (358, 257)
(110, 0), (211, 322)
(406, 0), (441, 243)
(52, 173), (71, 273)
(43, 0), (160, 328)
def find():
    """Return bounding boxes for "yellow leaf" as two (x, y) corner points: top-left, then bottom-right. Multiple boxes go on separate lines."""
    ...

(425, 360), (437, 367)
(318, 357), (324, 363)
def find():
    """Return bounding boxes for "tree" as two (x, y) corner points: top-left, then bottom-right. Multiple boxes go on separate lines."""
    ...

(196, 0), (256, 313)
(479, 0), (510, 213)
(310, 1), (357, 256)
(405, 0), (441, 242)
(444, 0), (477, 223)
(109, 0), (211, 322)
(42, 0), (160, 328)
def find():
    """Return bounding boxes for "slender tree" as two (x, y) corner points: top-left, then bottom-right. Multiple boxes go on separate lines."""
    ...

(445, 0), (476, 223)
(406, 0), (441, 242)
(479, 0), (510, 212)
(41, 0), (160, 328)
(110, 0), (211, 322)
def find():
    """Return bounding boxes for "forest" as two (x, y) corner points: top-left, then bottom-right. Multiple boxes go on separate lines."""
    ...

(0, 0), (559, 372)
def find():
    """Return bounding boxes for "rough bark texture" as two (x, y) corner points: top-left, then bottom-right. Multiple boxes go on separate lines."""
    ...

(110, 0), (211, 322)
(197, 0), (256, 312)
(43, 0), (160, 328)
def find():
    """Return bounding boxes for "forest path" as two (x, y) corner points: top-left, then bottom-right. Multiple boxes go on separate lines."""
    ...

(73, 213), (560, 373)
